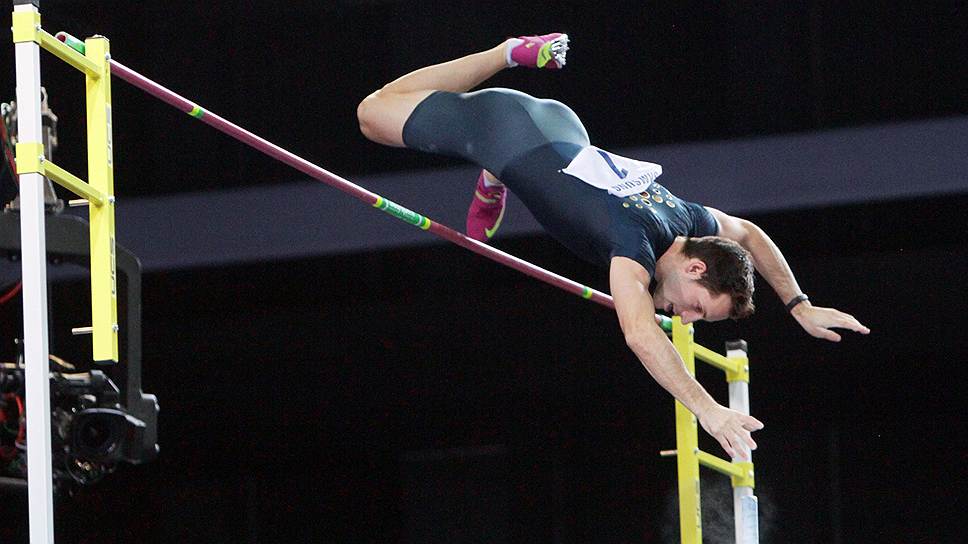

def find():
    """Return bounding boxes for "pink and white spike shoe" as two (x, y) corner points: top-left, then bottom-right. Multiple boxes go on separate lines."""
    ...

(507, 33), (569, 69)
(466, 171), (507, 242)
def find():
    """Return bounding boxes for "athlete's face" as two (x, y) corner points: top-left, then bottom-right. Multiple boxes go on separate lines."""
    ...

(654, 260), (732, 324)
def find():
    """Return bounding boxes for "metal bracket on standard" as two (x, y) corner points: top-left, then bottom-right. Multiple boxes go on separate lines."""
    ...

(725, 339), (750, 383)
(730, 461), (756, 489)
(12, 1), (40, 7)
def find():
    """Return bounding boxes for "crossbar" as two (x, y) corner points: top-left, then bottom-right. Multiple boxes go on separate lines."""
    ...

(108, 59), (676, 332)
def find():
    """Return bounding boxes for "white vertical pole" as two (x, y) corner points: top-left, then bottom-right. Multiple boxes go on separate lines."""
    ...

(14, 2), (57, 543)
(727, 346), (757, 544)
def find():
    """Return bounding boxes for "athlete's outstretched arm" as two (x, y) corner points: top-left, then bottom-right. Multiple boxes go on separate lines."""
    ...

(705, 207), (871, 341)
(609, 257), (763, 457)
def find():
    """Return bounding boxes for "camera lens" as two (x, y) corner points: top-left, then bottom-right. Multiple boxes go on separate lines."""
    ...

(69, 408), (146, 463)
(78, 418), (115, 454)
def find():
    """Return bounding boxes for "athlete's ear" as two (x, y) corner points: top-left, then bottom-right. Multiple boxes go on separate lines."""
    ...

(684, 259), (707, 278)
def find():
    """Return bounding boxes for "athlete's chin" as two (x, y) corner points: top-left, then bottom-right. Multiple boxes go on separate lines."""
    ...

(651, 291), (666, 312)
(653, 294), (677, 317)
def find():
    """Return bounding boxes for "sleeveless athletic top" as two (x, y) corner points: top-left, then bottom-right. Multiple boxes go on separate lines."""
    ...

(401, 88), (720, 279)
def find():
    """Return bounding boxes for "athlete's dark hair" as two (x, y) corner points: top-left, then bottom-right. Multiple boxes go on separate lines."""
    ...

(682, 236), (755, 319)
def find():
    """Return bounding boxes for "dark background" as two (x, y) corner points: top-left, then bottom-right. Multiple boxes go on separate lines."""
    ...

(1, 1), (967, 543)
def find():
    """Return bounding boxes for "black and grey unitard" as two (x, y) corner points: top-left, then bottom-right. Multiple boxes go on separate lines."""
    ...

(402, 88), (718, 277)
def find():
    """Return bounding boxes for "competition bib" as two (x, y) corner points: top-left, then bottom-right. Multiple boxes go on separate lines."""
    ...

(561, 146), (662, 197)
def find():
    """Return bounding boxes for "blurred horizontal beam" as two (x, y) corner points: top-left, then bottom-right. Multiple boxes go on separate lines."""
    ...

(2, 117), (964, 275)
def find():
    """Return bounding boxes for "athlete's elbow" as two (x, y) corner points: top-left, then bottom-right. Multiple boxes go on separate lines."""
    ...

(625, 321), (668, 358)
(734, 218), (762, 246)
(624, 330), (655, 357)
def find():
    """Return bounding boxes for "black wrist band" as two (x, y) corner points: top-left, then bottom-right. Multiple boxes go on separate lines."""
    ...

(785, 294), (809, 312)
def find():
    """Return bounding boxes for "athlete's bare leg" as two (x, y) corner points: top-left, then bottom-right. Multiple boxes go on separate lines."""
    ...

(356, 41), (510, 148)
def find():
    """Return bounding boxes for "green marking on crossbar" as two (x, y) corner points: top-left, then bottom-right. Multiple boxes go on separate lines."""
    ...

(373, 196), (431, 230)
(58, 33), (86, 55)
(189, 105), (205, 119)
(657, 314), (673, 333)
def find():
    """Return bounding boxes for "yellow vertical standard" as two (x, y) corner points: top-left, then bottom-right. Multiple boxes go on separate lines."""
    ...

(672, 317), (701, 544)
(85, 36), (118, 363)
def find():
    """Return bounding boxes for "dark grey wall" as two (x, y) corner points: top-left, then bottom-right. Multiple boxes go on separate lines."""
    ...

(2, 115), (963, 283)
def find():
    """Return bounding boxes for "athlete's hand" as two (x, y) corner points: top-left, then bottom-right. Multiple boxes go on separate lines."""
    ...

(792, 304), (870, 342)
(698, 404), (763, 459)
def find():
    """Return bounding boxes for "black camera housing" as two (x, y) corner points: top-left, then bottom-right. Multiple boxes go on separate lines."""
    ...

(0, 213), (159, 490)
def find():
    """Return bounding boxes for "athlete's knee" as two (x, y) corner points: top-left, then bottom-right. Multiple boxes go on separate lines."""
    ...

(357, 89), (425, 147)
(356, 91), (384, 144)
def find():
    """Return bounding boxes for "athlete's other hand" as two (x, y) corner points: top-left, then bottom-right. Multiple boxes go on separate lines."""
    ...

(792, 304), (870, 342)
(698, 404), (763, 459)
